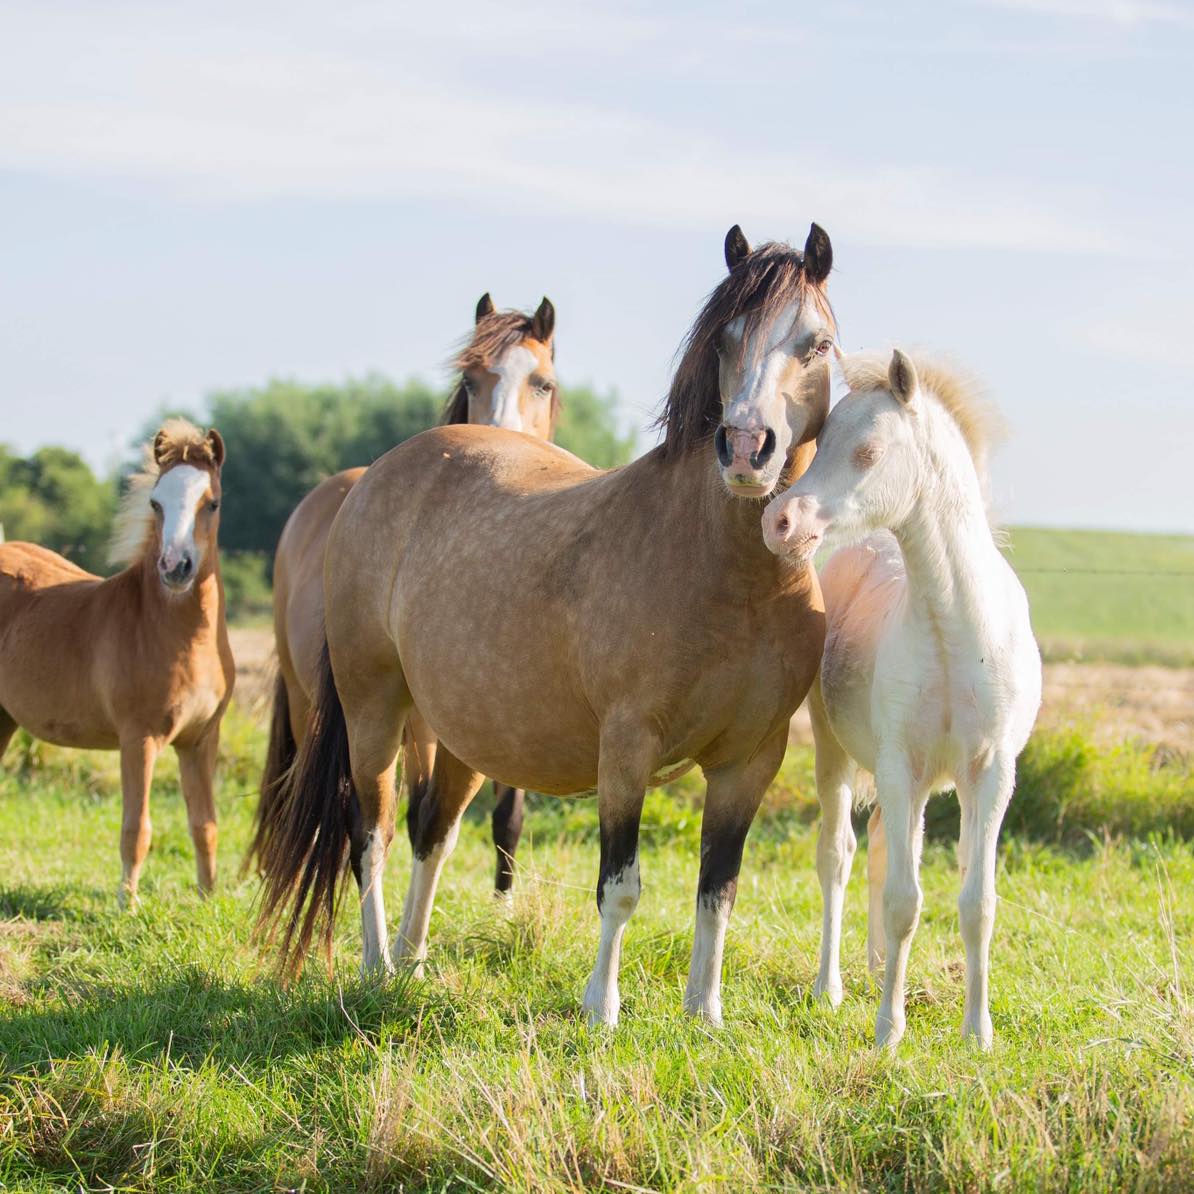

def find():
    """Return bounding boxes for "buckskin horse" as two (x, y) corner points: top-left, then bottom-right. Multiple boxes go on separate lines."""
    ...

(257, 225), (835, 1026)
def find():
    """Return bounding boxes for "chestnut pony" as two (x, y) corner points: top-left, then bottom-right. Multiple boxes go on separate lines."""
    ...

(257, 225), (835, 1026)
(0, 421), (234, 905)
(250, 295), (558, 895)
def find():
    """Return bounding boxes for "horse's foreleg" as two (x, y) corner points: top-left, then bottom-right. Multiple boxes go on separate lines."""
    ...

(393, 746), (484, 972)
(176, 731), (219, 895)
(874, 758), (929, 1049)
(582, 733), (655, 1027)
(492, 784), (525, 897)
(118, 735), (158, 908)
(957, 750), (1015, 1050)
(683, 724), (787, 1026)
(810, 680), (856, 1007)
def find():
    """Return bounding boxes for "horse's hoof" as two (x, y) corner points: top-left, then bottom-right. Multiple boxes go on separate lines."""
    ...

(683, 1001), (723, 1027)
(961, 1013), (993, 1051)
(117, 886), (140, 912)
(582, 984), (619, 1028)
(813, 976), (843, 1008)
(874, 1011), (906, 1051)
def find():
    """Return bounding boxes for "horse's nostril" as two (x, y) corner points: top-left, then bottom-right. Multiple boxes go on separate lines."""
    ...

(750, 428), (777, 470)
(714, 424), (732, 468)
(776, 514), (790, 537)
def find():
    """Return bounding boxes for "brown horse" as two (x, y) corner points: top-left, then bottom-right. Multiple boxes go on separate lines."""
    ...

(251, 294), (558, 895)
(0, 421), (234, 905)
(257, 224), (835, 1026)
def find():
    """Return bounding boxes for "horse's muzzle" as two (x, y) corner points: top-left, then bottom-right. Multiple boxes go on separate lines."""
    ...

(717, 422), (779, 495)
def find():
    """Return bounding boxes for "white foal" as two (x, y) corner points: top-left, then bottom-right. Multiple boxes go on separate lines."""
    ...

(762, 349), (1041, 1049)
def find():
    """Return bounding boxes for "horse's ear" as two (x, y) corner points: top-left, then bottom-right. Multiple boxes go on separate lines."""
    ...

(475, 292), (495, 323)
(206, 428), (226, 469)
(531, 296), (555, 343)
(803, 222), (833, 285)
(724, 224), (751, 271)
(152, 430), (169, 466)
(888, 349), (919, 407)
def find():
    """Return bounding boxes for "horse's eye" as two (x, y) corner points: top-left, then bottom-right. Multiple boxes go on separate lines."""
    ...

(815, 339), (833, 357)
(463, 377), (476, 395)
(149, 499), (162, 515)
(854, 443), (882, 468)
(208, 499), (220, 513)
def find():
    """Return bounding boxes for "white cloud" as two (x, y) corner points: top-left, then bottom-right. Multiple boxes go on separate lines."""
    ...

(0, 0), (1128, 255)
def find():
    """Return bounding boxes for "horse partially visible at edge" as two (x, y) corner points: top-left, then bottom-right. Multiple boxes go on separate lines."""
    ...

(255, 222), (836, 1028)
(0, 420), (234, 905)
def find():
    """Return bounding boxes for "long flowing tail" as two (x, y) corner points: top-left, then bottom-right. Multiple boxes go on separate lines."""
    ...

(245, 669), (299, 876)
(254, 640), (356, 977)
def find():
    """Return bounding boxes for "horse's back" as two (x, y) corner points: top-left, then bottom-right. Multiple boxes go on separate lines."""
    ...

(274, 467), (368, 701)
(0, 541), (97, 596)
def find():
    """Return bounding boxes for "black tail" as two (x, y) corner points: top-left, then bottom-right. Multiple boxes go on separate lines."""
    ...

(254, 640), (356, 978)
(245, 669), (299, 877)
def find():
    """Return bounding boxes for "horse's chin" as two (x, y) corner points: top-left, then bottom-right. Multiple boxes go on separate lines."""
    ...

(159, 575), (196, 596)
(722, 476), (777, 501)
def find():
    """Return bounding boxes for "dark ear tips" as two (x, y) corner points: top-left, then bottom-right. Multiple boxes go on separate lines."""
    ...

(888, 349), (918, 405)
(532, 296), (555, 343)
(803, 222), (833, 284)
(724, 224), (751, 271)
(475, 292), (495, 323)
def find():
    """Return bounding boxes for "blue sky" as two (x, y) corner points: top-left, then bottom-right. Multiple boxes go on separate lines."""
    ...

(1, 0), (1191, 531)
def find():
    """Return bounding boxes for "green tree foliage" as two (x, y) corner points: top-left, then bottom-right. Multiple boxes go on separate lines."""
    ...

(554, 385), (637, 469)
(0, 444), (116, 573)
(203, 374), (443, 554)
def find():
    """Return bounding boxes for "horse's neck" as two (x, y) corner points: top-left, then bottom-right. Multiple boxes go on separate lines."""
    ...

(678, 447), (795, 579)
(128, 556), (224, 641)
(892, 418), (1004, 639)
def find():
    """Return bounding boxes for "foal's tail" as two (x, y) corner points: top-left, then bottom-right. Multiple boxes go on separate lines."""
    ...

(254, 640), (356, 978)
(245, 669), (299, 876)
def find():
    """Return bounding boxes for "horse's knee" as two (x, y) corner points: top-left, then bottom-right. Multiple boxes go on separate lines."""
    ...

(884, 880), (921, 941)
(958, 882), (995, 939)
(599, 860), (641, 922)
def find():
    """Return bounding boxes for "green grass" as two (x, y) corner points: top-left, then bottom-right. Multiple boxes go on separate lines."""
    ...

(2, 707), (1193, 1192)
(1003, 527), (1194, 665)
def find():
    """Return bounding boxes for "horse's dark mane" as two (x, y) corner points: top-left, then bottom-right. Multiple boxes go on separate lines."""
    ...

(440, 309), (560, 432)
(657, 242), (836, 457)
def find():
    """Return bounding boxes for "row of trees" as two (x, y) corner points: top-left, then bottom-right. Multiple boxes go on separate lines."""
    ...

(1, 377), (637, 616)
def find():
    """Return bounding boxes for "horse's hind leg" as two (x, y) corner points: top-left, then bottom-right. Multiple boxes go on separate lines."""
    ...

(0, 708), (16, 762)
(683, 724), (788, 1025)
(118, 735), (159, 908)
(340, 665), (409, 976)
(957, 749), (1015, 1049)
(492, 784), (525, 897)
(393, 745), (484, 971)
(810, 679), (857, 1007)
(177, 729), (219, 895)
(866, 808), (887, 974)
(402, 709), (437, 851)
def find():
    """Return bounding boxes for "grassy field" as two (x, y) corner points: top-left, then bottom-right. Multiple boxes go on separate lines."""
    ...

(1003, 528), (1194, 666)
(2, 707), (1193, 1192)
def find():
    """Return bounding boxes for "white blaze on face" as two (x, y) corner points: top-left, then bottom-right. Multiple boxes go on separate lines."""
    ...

(153, 464), (209, 572)
(488, 344), (538, 431)
(723, 301), (826, 435)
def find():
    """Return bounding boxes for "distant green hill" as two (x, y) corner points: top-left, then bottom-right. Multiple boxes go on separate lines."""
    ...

(1003, 527), (1194, 665)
